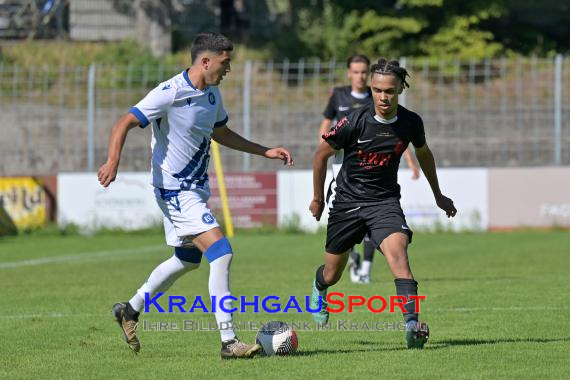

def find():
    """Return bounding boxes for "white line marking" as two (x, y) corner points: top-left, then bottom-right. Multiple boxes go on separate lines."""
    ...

(0, 245), (164, 269)
(0, 313), (101, 320)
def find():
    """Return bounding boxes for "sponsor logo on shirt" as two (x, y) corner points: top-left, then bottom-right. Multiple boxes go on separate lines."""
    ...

(208, 93), (216, 105)
(356, 140), (407, 170)
(323, 117), (348, 138)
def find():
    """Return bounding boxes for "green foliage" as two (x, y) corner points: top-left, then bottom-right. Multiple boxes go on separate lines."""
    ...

(1, 40), (157, 68)
(420, 16), (505, 59)
(289, 0), (510, 59)
(396, 0), (444, 6)
(296, 4), (426, 59)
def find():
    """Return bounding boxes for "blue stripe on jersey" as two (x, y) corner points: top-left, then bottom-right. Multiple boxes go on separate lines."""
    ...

(188, 152), (210, 188)
(191, 149), (210, 181)
(182, 69), (197, 90)
(214, 115), (228, 128)
(173, 138), (209, 179)
(130, 106), (150, 128)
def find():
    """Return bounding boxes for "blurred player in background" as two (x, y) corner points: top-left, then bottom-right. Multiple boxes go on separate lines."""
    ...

(319, 55), (420, 285)
(309, 58), (456, 349)
(97, 32), (294, 359)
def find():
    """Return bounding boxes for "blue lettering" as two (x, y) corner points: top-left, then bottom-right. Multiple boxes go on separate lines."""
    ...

(305, 295), (321, 313)
(219, 295), (238, 313)
(283, 296), (303, 313)
(188, 296), (209, 313)
(168, 295), (187, 313)
(239, 295), (260, 313)
(210, 296), (217, 312)
(262, 295), (281, 313)
(144, 292), (165, 313)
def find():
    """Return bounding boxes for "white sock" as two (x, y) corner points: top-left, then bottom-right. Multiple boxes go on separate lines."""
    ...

(129, 255), (200, 312)
(360, 260), (372, 277)
(208, 254), (236, 342)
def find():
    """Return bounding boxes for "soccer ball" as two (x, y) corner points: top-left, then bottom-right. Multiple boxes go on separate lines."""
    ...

(255, 321), (298, 356)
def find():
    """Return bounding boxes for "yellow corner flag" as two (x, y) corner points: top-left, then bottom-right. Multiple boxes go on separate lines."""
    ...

(210, 140), (234, 237)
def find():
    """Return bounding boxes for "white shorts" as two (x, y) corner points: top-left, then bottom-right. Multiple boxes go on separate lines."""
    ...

(154, 188), (220, 247)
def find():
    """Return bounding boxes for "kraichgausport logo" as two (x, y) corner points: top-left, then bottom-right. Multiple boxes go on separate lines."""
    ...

(144, 292), (426, 314)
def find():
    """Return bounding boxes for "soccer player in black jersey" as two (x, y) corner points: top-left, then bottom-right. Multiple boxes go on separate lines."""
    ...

(309, 58), (457, 349)
(319, 55), (420, 285)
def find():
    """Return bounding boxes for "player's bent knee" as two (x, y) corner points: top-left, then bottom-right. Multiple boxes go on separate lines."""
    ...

(204, 237), (233, 263)
(174, 246), (202, 267)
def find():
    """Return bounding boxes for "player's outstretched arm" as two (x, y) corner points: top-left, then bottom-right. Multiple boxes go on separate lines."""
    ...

(309, 142), (336, 221)
(212, 125), (293, 166)
(403, 148), (421, 180)
(318, 118), (332, 144)
(415, 143), (457, 218)
(97, 113), (140, 187)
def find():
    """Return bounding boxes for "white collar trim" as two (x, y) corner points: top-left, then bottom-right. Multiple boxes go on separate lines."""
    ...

(374, 114), (398, 124)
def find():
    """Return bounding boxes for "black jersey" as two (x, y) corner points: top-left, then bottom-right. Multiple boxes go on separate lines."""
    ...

(323, 86), (373, 121)
(323, 104), (426, 205)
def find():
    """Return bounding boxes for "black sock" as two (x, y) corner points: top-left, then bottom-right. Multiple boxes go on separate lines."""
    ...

(394, 278), (418, 323)
(363, 238), (375, 262)
(126, 302), (140, 318)
(315, 265), (329, 291)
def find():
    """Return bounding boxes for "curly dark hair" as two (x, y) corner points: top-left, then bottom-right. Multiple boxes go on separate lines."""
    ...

(370, 58), (410, 89)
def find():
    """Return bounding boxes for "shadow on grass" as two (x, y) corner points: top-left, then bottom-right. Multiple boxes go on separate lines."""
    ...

(422, 276), (522, 282)
(291, 346), (408, 356)
(288, 337), (570, 356)
(434, 337), (570, 347)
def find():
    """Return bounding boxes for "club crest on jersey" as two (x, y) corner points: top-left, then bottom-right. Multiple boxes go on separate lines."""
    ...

(208, 93), (216, 105)
(202, 213), (215, 224)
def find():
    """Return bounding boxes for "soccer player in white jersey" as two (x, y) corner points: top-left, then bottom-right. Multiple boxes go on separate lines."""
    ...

(97, 32), (294, 359)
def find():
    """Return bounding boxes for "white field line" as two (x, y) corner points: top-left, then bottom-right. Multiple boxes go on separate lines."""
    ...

(0, 313), (102, 320)
(0, 245), (164, 269)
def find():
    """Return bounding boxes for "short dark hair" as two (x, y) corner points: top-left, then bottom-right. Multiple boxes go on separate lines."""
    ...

(191, 32), (234, 63)
(346, 55), (370, 68)
(370, 58), (410, 89)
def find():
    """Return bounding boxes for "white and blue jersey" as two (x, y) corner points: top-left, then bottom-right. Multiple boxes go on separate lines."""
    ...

(130, 69), (228, 193)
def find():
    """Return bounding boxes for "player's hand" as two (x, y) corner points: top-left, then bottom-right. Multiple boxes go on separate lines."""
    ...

(309, 198), (325, 221)
(264, 147), (294, 166)
(97, 160), (118, 188)
(435, 194), (457, 218)
(411, 167), (420, 180)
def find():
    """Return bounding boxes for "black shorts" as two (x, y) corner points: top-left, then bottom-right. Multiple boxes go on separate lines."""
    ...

(325, 199), (413, 254)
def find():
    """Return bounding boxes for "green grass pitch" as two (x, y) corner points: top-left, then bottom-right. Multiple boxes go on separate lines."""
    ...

(1, 230), (569, 379)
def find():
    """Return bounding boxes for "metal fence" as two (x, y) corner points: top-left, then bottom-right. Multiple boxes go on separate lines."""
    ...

(0, 56), (568, 176)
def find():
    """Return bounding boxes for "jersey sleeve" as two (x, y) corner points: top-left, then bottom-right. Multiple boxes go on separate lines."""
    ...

(214, 89), (229, 128)
(130, 83), (176, 128)
(322, 89), (337, 120)
(322, 116), (355, 150)
(411, 114), (426, 148)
